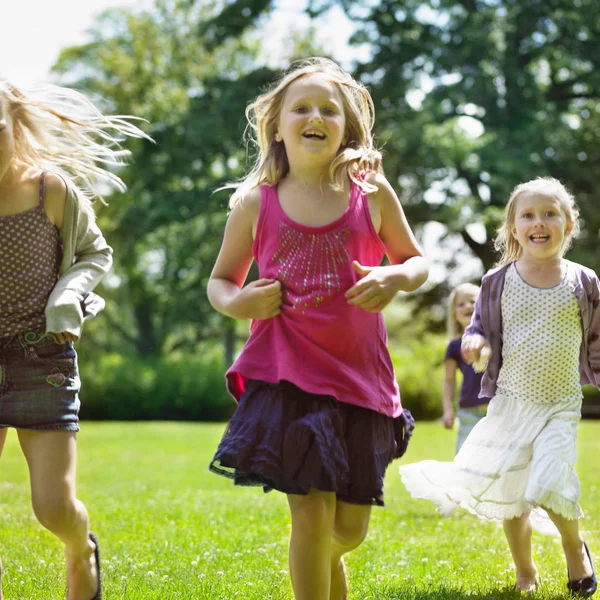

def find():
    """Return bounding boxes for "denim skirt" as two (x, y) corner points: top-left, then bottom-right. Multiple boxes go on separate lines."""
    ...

(210, 379), (415, 506)
(0, 331), (81, 431)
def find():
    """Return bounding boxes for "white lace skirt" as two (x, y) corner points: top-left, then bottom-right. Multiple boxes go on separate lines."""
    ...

(400, 394), (583, 535)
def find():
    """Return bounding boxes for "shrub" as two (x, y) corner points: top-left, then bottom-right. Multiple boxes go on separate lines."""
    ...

(390, 334), (447, 420)
(77, 349), (235, 421)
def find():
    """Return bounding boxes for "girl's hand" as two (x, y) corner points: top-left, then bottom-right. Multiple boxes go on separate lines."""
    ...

(461, 335), (491, 372)
(228, 279), (282, 320)
(442, 409), (455, 429)
(345, 261), (399, 313)
(52, 332), (79, 344)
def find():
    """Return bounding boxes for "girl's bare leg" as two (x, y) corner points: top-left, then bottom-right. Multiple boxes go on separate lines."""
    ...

(287, 489), (336, 600)
(329, 501), (371, 600)
(503, 512), (538, 591)
(17, 430), (98, 600)
(0, 428), (7, 600)
(546, 508), (594, 581)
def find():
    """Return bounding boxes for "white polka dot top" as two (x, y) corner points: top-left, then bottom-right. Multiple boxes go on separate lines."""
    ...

(496, 262), (582, 404)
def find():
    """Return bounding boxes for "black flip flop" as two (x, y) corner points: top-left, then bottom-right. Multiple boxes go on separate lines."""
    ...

(88, 532), (103, 600)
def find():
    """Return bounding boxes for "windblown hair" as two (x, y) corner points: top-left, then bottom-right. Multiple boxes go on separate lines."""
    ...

(0, 79), (151, 205)
(495, 177), (580, 265)
(226, 57), (383, 208)
(447, 282), (480, 339)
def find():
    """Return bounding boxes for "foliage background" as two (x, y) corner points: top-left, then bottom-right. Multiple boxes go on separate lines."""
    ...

(47, 0), (600, 420)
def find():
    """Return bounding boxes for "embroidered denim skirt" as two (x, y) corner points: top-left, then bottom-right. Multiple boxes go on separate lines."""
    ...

(0, 332), (81, 431)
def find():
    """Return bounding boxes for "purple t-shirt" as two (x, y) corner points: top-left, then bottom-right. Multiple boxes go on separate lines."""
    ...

(445, 338), (490, 408)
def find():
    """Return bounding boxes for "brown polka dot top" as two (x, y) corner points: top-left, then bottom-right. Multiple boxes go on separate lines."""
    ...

(0, 172), (61, 338)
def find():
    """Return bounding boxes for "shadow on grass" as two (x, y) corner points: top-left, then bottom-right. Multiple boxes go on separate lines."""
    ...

(367, 582), (572, 600)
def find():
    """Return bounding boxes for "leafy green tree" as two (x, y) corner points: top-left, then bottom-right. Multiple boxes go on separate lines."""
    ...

(309, 0), (600, 277)
(52, 0), (273, 357)
(53, 0), (332, 360)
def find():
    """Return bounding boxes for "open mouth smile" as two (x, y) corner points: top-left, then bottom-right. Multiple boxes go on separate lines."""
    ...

(529, 233), (550, 243)
(302, 130), (326, 140)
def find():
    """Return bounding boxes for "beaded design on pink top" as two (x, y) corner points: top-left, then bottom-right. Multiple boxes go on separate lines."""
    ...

(272, 222), (351, 314)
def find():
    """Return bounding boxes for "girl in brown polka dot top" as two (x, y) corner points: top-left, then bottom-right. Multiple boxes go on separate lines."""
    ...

(0, 79), (150, 600)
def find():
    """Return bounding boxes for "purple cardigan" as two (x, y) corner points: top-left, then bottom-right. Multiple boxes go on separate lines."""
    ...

(463, 260), (600, 399)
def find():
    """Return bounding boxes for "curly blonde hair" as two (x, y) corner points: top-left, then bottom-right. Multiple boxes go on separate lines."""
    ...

(225, 57), (383, 208)
(495, 177), (580, 265)
(0, 79), (151, 205)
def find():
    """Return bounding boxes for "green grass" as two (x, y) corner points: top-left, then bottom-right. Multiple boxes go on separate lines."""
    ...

(0, 421), (598, 599)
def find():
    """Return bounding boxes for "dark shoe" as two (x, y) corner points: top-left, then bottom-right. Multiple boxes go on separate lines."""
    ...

(88, 532), (103, 600)
(568, 541), (597, 597)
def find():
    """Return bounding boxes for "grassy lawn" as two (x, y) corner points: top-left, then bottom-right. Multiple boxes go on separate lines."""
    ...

(0, 420), (598, 599)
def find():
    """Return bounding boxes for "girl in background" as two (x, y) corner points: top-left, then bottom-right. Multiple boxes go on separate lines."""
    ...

(442, 283), (490, 454)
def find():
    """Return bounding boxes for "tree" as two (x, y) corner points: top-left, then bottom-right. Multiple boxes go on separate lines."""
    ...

(53, 0), (332, 360)
(309, 0), (600, 277)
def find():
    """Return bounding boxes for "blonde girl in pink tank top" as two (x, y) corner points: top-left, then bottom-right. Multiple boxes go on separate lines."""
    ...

(208, 57), (429, 600)
(0, 79), (150, 600)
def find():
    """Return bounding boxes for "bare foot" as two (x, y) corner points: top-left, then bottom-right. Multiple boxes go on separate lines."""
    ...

(330, 558), (348, 600)
(515, 572), (538, 594)
(66, 537), (98, 600)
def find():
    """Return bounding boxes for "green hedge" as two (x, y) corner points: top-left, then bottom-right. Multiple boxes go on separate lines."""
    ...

(75, 335), (600, 421)
(77, 350), (234, 421)
(391, 334), (447, 420)
(75, 336), (449, 422)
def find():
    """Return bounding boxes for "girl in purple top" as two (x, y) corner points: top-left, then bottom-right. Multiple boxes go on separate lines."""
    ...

(0, 80), (148, 600)
(442, 283), (489, 454)
(401, 178), (597, 596)
(207, 57), (428, 600)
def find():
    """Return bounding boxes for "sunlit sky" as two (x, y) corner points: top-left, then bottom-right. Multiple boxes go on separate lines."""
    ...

(1, 0), (360, 89)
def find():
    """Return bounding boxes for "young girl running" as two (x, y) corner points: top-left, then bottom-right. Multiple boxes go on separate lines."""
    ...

(0, 79), (149, 600)
(442, 283), (490, 454)
(207, 57), (428, 600)
(401, 177), (597, 596)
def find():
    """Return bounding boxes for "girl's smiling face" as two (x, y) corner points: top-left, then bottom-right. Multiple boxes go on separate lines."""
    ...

(276, 73), (346, 168)
(511, 191), (573, 262)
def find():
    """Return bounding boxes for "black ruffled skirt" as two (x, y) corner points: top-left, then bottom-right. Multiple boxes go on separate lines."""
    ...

(210, 380), (414, 506)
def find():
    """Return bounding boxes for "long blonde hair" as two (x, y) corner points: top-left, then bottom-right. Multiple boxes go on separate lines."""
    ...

(447, 282), (480, 339)
(495, 177), (580, 265)
(0, 79), (151, 205)
(226, 57), (383, 208)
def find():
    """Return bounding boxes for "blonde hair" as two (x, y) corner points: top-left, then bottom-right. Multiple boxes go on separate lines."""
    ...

(495, 177), (580, 265)
(0, 79), (151, 205)
(225, 57), (383, 208)
(447, 282), (480, 339)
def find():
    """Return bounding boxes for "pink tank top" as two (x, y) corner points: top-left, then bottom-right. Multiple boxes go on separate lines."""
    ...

(226, 182), (402, 418)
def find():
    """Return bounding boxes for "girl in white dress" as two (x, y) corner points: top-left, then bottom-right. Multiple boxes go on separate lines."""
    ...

(400, 177), (598, 596)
